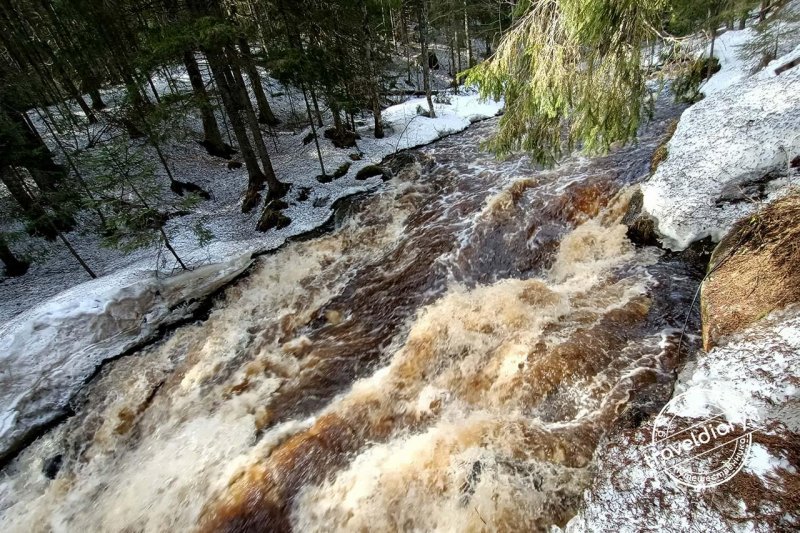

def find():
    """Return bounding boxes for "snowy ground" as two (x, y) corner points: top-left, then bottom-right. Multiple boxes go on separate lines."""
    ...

(641, 14), (800, 250)
(564, 306), (800, 533)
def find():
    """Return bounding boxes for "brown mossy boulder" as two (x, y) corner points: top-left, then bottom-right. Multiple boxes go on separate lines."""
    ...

(701, 193), (800, 351)
(355, 164), (389, 181)
(256, 200), (291, 232)
(650, 119), (678, 173)
(622, 187), (660, 247)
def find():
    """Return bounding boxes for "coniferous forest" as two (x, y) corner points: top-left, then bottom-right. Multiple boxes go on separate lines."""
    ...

(0, 0), (781, 283)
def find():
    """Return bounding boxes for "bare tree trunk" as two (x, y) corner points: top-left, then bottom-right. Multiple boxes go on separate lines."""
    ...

(0, 169), (56, 239)
(707, 26), (717, 81)
(419, 0), (436, 118)
(15, 169), (94, 277)
(360, 0), (384, 138)
(225, 45), (287, 202)
(89, 88), (106, 110)
(238, 38), (280, 126)
(463, 0), (473, 67)
(205, 48), (266, 212)
(302, 86), (327, 177)
(159, 228), (188, 270)
(307, 88), (322, 127)
(33, 107), (107, 226)
(0, 236), (29, 277)
(146, 74), (161, 104)
(57, 228), (97, 278)
(184, 51), (231, 158)
(759, 0), (770, 22)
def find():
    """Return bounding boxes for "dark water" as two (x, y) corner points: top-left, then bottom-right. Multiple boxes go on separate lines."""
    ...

(0, 98), (703, 533)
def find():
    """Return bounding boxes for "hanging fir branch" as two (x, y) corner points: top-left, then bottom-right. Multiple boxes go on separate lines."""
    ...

(466, 0), (666, 164)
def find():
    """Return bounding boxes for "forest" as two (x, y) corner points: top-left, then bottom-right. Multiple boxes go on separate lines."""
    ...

(0, 0), (781, 282)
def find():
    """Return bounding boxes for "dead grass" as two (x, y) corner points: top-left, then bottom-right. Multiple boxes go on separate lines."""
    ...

(703, 424), (800, 530)
(702, 191), (800, 350)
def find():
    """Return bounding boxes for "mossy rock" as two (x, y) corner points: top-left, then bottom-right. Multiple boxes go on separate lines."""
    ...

(324, 128), (360, 149)
(332, 162), (351, 179)
(621, 188), (660, 247)
(256, 200), (291, 232)
(674, 56), (721, 104)
(355, 164), (389, 181)
(650, 120), (678, 173)
(701, 193), (800, 351)
(385, 152), (417, 174)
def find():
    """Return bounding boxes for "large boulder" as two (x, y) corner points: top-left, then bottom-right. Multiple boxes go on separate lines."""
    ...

(0, 255), (252, 463)
(640, 46), (800, 250)
(701, 193), (800, 351)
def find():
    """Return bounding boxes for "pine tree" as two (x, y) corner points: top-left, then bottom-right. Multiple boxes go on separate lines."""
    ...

(467, 0), (673, 164)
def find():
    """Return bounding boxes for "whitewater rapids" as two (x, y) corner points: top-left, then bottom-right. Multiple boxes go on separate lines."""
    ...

(0, 103), (702, 532)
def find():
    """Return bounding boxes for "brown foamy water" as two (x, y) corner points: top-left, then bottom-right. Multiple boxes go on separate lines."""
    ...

(0, 105), (702, 532)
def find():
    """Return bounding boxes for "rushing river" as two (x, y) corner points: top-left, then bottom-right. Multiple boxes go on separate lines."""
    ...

(0, 98), (702, 532)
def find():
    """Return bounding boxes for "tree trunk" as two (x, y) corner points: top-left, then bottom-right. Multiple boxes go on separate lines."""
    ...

(0, 169), (56, 239)
(184, 51), (232, 158)
(0, 236), (29, 277)
(463, 0), (473, 67)
(225, 45), (287, 203)
(360, 0), (384, 138)
(759, 1), (770, 22)
(309, 88), (324, 128)
(238, 38), (280, 126)
(89, 88), (106, 110)
(57, 229), (96, 279)
(330, 96), (345, 133)
(159, 227), (188, 270)
(146, 74), (162, 104)
(33, 107), (107, 226)
(419, 0), (436, 118)
(707, 27), (717, 81)
(302, 86), (327, 177)
(206, 48), (266, 212)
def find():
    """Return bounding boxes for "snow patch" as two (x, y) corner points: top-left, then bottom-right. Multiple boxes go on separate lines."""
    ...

(641, 44), (800, 250)
(700, 28), (758, 96)
(678, 305), (800, 431)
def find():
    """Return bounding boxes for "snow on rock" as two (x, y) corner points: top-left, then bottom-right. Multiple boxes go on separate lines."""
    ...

(699, 27), (757, 96)
(0, 254), (252, 462)
(679, 305), (800, 431)
(641, 45), (800, 250)
(563, 306), (800, 532)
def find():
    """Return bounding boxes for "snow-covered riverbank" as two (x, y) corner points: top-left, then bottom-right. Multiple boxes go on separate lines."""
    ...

(0, 64), (501, 461)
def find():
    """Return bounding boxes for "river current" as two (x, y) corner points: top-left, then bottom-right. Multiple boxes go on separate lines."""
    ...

(0, 98), (702, 532)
